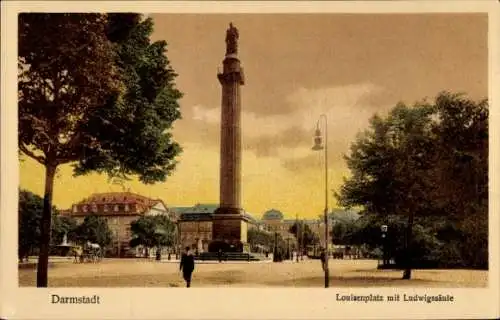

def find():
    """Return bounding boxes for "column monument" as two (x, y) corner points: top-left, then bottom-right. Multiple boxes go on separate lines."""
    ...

(210, 23), (250, 253)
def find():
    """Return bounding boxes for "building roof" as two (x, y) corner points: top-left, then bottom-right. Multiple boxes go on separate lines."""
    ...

(282, 218), (321, 224)
(170, 207), (195, 214)
(174, 203), (257, 222)
(176, 204), (216, 221)
(190, 203), (219, 214)
(63, 192), (168, 217)
(80, 192), (159, 205)
(262, 209), (284, 221)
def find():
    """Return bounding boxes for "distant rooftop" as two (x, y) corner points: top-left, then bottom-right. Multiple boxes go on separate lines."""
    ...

(262, 209), (284, 220)
(171, 204), (257, 222)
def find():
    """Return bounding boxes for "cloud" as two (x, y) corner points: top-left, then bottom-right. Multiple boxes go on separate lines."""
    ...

(243, 125), (310, 157)
(192, 104), (219, 124)
(243, 83), (392, 169)
(173, 82), (391, 172)
(277, 84), (394, 171)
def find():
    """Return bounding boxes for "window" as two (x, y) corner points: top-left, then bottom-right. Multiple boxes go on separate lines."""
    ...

(72, 205), (77, 213)
(124, 204), (129, 212)
(91, 204), (97, 212)
(114, 205), (119, 212)
(83, 205), (88, 212)
(104, 205), (109, 212)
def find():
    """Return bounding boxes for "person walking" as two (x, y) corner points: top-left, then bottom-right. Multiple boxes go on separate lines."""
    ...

(320, 248), (327, 272)
(180, 246), (195, 288)
(218, 249), (223, 263)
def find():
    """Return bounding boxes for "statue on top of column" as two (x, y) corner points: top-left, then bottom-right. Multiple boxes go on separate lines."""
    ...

(225, 22), (239, 55)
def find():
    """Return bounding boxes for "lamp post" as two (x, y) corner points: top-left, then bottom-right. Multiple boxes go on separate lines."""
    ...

(300, 220), (304, 261)
(273, 230), (278, 262)
(381, 224), (388, 267)
(286, 237), (291, 260)
(295, 214), (300, 262)
(176, 221), (181, 260)
(312, 114), (329, 288)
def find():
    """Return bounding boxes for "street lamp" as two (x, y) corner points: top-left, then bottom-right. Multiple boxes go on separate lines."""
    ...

(286, 237), (291, 260)
(176, 222), (181, 259)
(381, 224), (388, 267)
(273, 226), (278, 262)
(300, 220), (304, 261)
(295, 214), (300, 262)
(312, 114), (329, 288)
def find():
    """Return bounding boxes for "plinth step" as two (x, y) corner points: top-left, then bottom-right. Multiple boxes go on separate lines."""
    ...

(195, 252), (262, 261)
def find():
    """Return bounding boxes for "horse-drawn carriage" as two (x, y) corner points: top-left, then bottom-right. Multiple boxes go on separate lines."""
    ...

(71, 241), (103, 263)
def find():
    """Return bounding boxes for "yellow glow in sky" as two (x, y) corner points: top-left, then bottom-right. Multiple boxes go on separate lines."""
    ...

(19, 13), (487, 219)
(20, 144), (336, 218)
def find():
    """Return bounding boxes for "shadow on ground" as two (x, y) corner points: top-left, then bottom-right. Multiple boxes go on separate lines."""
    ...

(261, 276), (436, 287)
(18, 262), (487, 288)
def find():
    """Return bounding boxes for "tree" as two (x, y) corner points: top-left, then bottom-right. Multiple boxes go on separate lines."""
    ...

(129, 215), (176, 257)
(430, 93), (488, 269)
(289, 222), (319, 248)
(18, 13), (182, 287)
(18, 190), (44, 262)
(18, 189), (77, 261)
(338, 100), (436, 279)
(336, 92), (488, 277)
(330, 209), (361, 246)
(73, 215), (113, 248)
(247, 228), (274, 251)
(331, 220), (358, 246)
(51, 214), (78, 246)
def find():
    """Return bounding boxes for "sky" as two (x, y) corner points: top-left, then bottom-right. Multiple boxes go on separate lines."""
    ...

(19, 13), (488, 219)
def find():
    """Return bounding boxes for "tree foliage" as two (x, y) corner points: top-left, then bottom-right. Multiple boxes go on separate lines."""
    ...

(336, 92), (488, 273)
(73, 214), (113, 248)
(129, 215), (176, 257)
(73, 14), (183, 183)
(18, 190), (44, 261)
(337, 92), (487, 219)
(18, 14), (121, 167)
(18, 13), (183, 286)
(331, 220), (358, 246)
(289, 222), (320, 247)
(247, 228), (274, 250)
(340, 213), (486, 269)
(18, 189), (77, 261)
(51, 215), (78, 247)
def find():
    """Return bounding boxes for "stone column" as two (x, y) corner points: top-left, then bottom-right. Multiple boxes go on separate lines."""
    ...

(218, 55), (244, 209)
(212, 23), (249, 252)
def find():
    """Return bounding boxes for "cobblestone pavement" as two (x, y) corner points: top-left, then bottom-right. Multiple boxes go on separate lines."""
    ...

(18, 258), (488, 288)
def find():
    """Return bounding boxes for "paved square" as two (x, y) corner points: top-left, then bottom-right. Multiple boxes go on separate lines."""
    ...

(18, 259), (488, 288)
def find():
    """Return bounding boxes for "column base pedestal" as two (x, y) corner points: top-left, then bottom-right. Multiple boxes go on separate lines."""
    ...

(209, 207), (250, 253)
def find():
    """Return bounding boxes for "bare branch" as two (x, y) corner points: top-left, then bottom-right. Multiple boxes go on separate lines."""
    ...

(19, 143), (46, 165)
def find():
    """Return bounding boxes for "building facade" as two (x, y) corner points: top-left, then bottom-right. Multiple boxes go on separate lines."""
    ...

(174, 206), (345, 254)
(174, 203), (258, 253)
(259, 209), (359, 250)
(62, 192), (176, 257)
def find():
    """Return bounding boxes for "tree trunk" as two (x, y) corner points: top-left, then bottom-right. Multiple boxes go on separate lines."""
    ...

(36, 164), (57, 287)
(402, 210), (415, 280)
